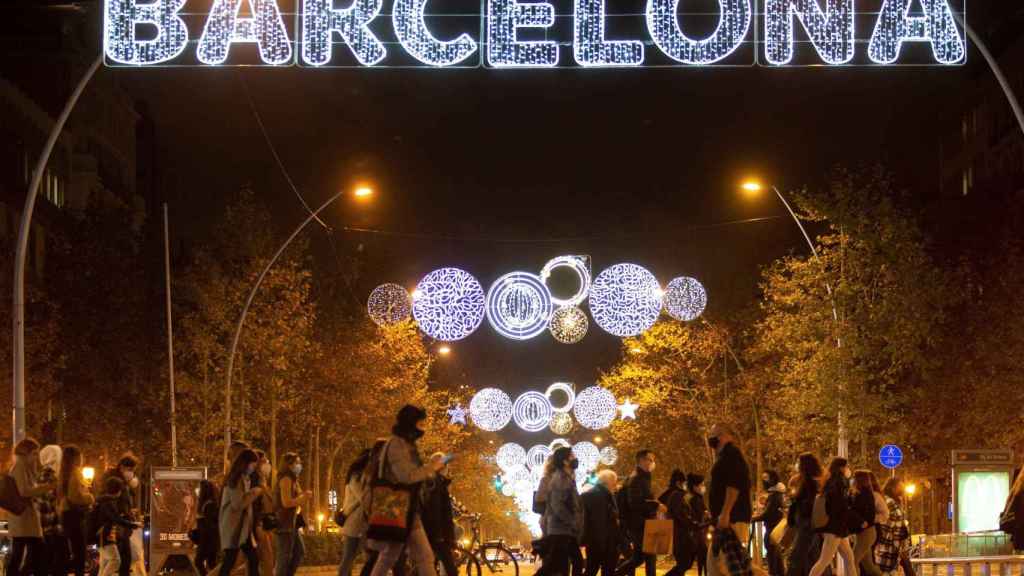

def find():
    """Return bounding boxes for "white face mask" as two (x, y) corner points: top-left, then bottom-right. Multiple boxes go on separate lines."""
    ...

(123, 470), (135, 482)
(260, 463), (272, 477)
(129, 477), (140, 489)
(697, 486), (706, 495)
(293, 464), (303, 476)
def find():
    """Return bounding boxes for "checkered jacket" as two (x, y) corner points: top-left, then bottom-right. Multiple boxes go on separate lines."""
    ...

(874, 497), (910, 573)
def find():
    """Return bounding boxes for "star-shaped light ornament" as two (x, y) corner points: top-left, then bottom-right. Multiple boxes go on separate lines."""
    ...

(447, 404), (468, 426)
(618, 399), (639, 420)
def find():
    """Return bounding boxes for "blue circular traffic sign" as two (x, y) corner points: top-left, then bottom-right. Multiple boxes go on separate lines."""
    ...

(879, 444), (904, 469)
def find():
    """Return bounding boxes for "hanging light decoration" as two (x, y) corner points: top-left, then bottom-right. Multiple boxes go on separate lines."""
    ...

(367, 283), (412, 326)
(527, 445), (552, 471)
(549, 412), (574, 435)
(545, 383), (576, 413)
(496, 443), (527, 472)
(572, 441), (601, 472)
(548, 306), (589, 344)
(663, 276), (707, 321)
(486, 271), (553, 340)
(539, 255), (592, 307)
(573, 386), (618, 430)
(412, 268), (486, 341)
(599, 446), (619, 466)
(512, 391), (553, 432)
(469, 388), (513, 432)
(589, 263), (664, 337)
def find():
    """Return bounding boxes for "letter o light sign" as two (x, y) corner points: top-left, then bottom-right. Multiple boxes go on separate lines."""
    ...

(104, 0), (966, 68)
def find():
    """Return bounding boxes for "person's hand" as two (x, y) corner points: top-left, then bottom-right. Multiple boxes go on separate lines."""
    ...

(716, 514), (730, 531)
(658, 503), (668, 515)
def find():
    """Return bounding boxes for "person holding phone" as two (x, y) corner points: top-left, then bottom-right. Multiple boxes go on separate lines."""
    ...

(275, 452), (312, 576)
(423, 453), (459, 576)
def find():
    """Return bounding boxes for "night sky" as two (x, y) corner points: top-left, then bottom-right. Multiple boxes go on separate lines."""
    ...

(110, 2), (1010, 400)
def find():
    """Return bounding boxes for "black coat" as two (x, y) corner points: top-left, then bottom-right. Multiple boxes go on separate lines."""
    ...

(663, 487), (697, 563)
(685, 491), (709, 551)
(819, 478), (851, 537)
(848, 490), (875, 534)
(422, 476), (456, 544)
(754, 490), (786, 533)
(626, 468), (659, 537)
(582, 484), (621, 549)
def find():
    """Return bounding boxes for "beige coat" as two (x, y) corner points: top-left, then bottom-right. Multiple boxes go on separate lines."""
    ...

(8, 457), (50, 538)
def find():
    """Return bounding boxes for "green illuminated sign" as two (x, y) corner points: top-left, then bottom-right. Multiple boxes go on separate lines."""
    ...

(956, 470), (1009, 533)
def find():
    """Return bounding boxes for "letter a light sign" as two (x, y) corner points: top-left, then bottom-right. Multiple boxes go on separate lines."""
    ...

(104, 0), (966, 68)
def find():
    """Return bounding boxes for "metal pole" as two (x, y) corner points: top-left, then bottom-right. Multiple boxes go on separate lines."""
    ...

(953, 13), (1024, 139)
(164, 204), (177, 468)
(223, 189), (347, 472)
(771, 185), (848, 458)
(12, 54), (102, 443)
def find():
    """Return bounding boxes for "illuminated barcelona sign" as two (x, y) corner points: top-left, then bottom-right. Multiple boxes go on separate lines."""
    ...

(104, 0), (966, 68)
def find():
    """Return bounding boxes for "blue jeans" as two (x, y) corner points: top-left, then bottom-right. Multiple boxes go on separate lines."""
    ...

(275, 531), (305, 576)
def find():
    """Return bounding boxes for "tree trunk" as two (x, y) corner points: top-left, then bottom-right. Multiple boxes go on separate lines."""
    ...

(270, 380), (278, 476)
(314, 425), (321, 527)
(306, 431), (315, 531)
(202, 352), (209, 468)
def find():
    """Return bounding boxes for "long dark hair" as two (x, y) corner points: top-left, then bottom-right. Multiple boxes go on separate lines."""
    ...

(227, 449), (258, 488)
(544, 447), (574, 479)
(793, 452), (822, 500)
(824, 457), (849, 491)
(278, 452), (300, 482)
(59, 445), (83, 501)
(198, 479), (217, 506)
(347, 449), (372, 484)
(852, 470), (873, 496)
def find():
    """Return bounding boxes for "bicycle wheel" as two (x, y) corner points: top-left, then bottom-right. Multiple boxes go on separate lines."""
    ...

(478, 544), (519, 576)
(438, 548), (483, 576)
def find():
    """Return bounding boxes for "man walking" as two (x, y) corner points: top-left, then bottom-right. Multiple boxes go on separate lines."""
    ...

(706, 425), (752, 576)
(616, 450), (666, 576)
(582, 471), (623, 576)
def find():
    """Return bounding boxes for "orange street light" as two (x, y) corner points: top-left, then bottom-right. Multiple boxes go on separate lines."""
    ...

(740, 179), (764, 195)
(438, 345), (452, 356)
(82, 466), (95, 483)
(354, 185), (374, 198)
(905, 483), (917, 497)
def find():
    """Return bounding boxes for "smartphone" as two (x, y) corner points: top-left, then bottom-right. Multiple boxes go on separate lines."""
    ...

(442, 453), (455, 464)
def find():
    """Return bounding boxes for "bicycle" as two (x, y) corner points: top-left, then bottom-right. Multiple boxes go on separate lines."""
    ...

(457, 513), (519, 576)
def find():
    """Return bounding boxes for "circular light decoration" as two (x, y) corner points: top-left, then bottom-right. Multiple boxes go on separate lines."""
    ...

(545, 383), (576, 413)
(367, 283), (412, 326)
(549, 412), (574, 435)
(572, 441), (601, 472)
(526, 445), (552, 471)
(496, 443), (527, 472)
(469, 388), (513, 432)
(589, 263), (664, 337)
(501, 483), (515, 497)
(513, 391), (553, 433)
(486, 272), (553, 340)
(549, 438), (572, 452)
(573, 386), (618, 430)
(412, 268), (486, 342)
(599, 446), (619, 466)
(540, 255), (592, 307)
(664, 276), (708, 321)
(548, 306), (589, 344)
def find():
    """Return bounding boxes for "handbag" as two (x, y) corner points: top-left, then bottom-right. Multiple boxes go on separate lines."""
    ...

(812, 494), (829, 530)
(769, 518), (796, 550)
(0, 473), (28, 515)
(261, 513), (280, 531)
(642, 518), (674, 555)
(366, 439), (417, 542)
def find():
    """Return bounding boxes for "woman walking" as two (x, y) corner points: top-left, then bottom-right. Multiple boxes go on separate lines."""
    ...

(661, 470), (696, 576)
(786, 453), (823, 576)
(218, 449), (263, 576)
(808, 458), (858, 576)
(366, 405), (445, 576)
(685, 474), (710, 576)
(874, 479), (911, 576)
(194, 480), (220, 575)
(274, 452), (311, 576)
(253, 450), (277, 576)
(338, 449), (372, 576)
(60, 445), (96, 576)
(6, 437), (57, 576)
(542, 447), (583, 576)
(850, 471), (879, 576)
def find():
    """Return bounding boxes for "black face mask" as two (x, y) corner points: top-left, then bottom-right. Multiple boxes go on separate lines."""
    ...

(707, 436), (720, 450)
(570, 460), (579, 470)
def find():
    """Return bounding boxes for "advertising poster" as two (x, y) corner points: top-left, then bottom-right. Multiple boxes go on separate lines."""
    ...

(150, 467), (205, 554)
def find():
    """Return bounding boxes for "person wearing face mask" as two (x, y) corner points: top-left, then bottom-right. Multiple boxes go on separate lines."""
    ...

(786, 454), (822, 576)
(6, 437), (58, 576)
(252, 450), (276, 576)
(660, 470), (697, 576)
(422, 453), (459, 576)
(705, 424), (752, 576)
(366, 405), (446, 576)
(218, 449), (263, 576)
(807, 458), (857, 576)
(543, 447), (584, 576)
(615, 450), (666, 576)
(753, 470), (786, 576)
(684, 474), (710, 576)
(274, 452), (311, 576)
(101, 453), (141, 576)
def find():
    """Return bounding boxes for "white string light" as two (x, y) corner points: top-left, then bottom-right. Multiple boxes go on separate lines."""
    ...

(486, 0), (559, 67)
(197, 0), (293, 65)
(512, 391), (554, 432)
(573, 386), (618, 430)
(539, 256), (591, 307)
(572, 441), (601, 472)
(104, 0), (188, 65)
(867, 0), (965, 65)
(764, 0), (855, 66)
(589, 263), (664, 337)
(496, 443), (527, 472)
(549, 412), (574, 435)
(573, 0), (644, 67)
(545, 383), (576, 413)
(301, 0), (386, 66)
(501, 482), (515, 497)
(599, 446), (619, 466)
(469, 388), (513, 432)
(486, 272), (553, 340)
(646, 0), (752, 65)
(663, 277), (707, 322)
(393, 0), (478, 66)
(549, 438), (572, 452)
(527, 445), (552, 471)
(549, 306), (589, 344)
(367, 283), (412, 326)
(413, 268), (486, 342)
(618, 398), (639, 420)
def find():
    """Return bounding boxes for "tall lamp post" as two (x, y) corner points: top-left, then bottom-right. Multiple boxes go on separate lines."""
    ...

(740, 180), (848, 458)
(222, 185), (373, 470)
